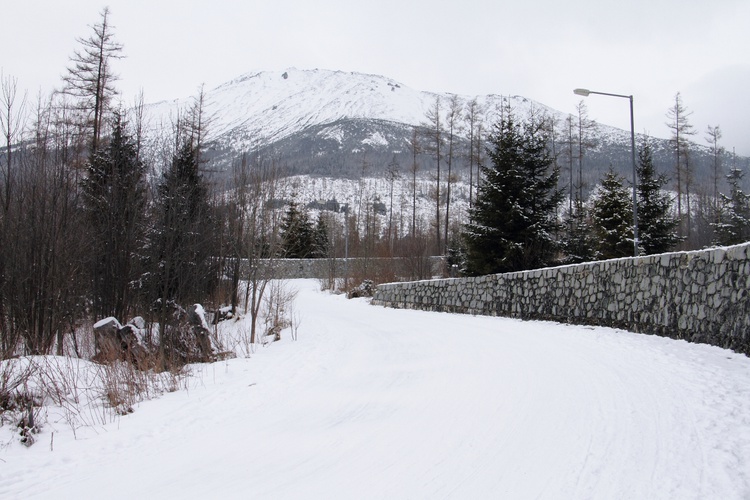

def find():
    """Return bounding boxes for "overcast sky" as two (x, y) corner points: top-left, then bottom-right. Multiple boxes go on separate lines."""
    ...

(3, 0), (749, 155)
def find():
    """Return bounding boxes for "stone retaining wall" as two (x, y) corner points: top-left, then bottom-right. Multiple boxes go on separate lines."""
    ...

(371, 243), (750, 355)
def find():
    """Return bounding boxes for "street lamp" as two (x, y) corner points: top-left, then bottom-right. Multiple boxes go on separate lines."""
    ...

(573, 88), (639, 257)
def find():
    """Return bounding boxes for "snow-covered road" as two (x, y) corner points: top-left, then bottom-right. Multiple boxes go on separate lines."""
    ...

(3, 279), (750, 499)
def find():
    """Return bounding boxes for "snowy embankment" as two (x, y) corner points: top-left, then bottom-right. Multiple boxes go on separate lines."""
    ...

(2, 279), (750, 499)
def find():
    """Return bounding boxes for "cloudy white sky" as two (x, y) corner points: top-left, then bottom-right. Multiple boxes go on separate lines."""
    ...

(3, 0), (749, 154)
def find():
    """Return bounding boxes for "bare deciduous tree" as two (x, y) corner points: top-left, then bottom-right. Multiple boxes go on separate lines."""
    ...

(424, 96), (443, 254)
(1, 72), (27, 214)
(444, 94), (462, 252)
(705, 125), (724, 207)
(561, 115), (576, 216)
(575, 100), (598, 203)
(464, 98), (484, 209)
(386, 156), (400, 253)
(407, 126), (421, 238)
(230, 152), (284, 345)
(665, 92), (696, 232)
(2, 95), (87, 356)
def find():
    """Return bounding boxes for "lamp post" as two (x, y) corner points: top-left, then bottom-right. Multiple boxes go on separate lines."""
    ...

(573, 88), (639, 257)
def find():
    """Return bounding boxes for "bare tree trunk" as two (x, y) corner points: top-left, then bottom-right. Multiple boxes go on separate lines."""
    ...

(705, 125), (723, 223)
(408, 127), (420, 239)
(444, 95), (461, 252)
(576, 101), (597, 203)
(424, 96), (442, 254)
(666, 92), (696, 237)
(386, 157), (399, 255)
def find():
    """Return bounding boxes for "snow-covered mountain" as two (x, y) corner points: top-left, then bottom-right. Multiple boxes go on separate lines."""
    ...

(147, 68), (543, 149)
(144, 69), (571, 173)
(144, 68), (741, 188)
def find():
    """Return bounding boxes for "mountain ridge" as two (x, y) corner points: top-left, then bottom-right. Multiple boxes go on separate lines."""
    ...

(145, 67), (566, 149)
(143, 68), (746, 190)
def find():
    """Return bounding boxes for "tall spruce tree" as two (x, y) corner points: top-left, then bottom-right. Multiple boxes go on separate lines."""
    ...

(149, 136), (215, 305)
(312, 213), (330, 258)
(81, 111), (147, 319)
(591, 169), (633, 259)
(280, 200), (315, 258)
(636, 140), (680, 254)
(463, 107), (563, 275)
(713, 168), (750, 246)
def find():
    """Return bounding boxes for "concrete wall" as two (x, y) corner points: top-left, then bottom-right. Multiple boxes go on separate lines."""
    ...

(371, 243), (750, 355)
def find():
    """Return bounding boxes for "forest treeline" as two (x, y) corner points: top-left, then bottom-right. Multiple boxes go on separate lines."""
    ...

(0, 10), (317, 362)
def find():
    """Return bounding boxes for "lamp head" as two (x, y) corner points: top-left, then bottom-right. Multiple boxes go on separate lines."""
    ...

(573, 88), (591, 97)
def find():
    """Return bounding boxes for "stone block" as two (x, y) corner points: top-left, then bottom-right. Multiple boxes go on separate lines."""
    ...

(713, 249), (726, 264)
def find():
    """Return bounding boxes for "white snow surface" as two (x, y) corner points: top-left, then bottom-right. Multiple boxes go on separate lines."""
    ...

(2, 279), (750, 499)
(192, 303), (210, 331)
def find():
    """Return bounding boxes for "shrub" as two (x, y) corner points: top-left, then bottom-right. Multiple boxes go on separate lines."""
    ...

(347, 280), (376, 299)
